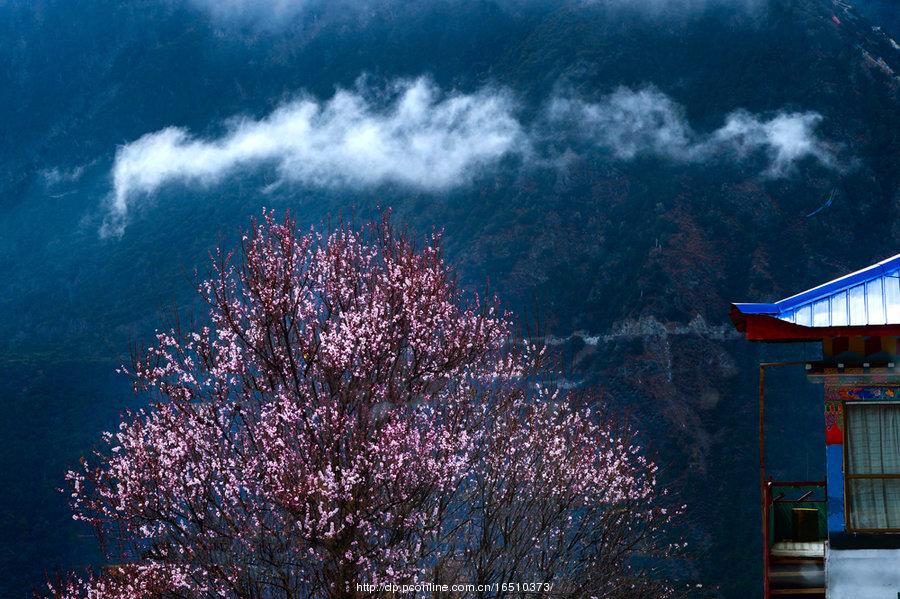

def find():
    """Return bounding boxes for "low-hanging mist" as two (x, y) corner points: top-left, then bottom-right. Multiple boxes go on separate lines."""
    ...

(104, 79), (838, 235)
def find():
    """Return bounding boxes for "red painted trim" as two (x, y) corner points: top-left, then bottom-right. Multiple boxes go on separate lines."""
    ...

(826, 420), (844, 445)
(732, 310), (900, 341)
(866, 336), (883, 355)
(833, 337), (850, 355)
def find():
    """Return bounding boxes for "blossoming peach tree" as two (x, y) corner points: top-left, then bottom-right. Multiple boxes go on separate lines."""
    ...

(47, 212), (680, 598)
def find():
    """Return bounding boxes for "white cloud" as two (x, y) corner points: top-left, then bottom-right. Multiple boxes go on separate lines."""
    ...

(545, 86), (836, 176)
(589, 0), (763, 14)
(185, 0), (321, 24)
(185, 0), (763, 24)
(546, 88), (693, 160)
(710, 110), (835, 176)
(104, 78), (526, 236)
(42, 165), (86, 186)
(103, 80), (838, 235)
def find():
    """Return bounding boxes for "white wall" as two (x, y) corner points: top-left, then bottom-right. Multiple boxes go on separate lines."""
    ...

(827, 548), (900, 598)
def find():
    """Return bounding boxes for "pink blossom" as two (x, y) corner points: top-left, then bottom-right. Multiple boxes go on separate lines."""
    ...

(48, 212), (678, 598)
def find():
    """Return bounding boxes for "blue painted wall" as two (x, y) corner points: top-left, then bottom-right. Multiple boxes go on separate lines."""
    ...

(826, 444), (845, 532)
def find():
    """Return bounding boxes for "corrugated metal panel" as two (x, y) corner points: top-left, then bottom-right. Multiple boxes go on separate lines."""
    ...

(776, 267), (900, 328)
(732, 254), (900, 330)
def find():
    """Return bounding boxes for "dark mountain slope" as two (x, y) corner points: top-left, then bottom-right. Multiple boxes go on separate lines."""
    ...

(0, 0), (898, 596)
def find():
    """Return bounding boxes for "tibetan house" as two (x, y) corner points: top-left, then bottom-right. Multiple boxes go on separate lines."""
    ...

(731, 253), (900, 599)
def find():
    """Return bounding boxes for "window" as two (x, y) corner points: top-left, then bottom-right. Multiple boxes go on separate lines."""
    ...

(845, 403), (900, 531)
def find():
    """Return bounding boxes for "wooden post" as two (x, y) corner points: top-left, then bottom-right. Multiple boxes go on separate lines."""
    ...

(760, 364), (769, 599)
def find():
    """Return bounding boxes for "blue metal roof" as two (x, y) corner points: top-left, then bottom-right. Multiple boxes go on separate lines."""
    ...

(733, 253), (900, 328)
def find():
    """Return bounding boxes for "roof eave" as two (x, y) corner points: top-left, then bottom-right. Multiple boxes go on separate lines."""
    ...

(736, 312), (900, 342)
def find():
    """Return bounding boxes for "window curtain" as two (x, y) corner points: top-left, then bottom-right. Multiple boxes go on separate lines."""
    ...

(847, 404), (900, 529)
